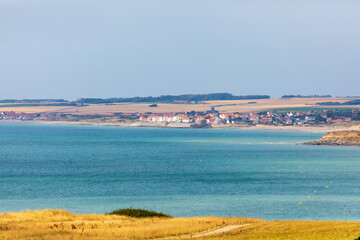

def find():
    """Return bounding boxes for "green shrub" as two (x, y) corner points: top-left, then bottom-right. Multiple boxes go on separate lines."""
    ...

(106, 208), (172, 218)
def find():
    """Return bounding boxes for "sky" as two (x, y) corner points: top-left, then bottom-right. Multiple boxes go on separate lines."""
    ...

(1, 0), (359, 100)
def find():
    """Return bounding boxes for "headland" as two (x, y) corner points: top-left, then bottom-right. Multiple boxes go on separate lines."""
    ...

(304, 130), (360, 146)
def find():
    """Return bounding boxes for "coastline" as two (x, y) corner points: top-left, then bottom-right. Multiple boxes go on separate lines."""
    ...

(303, 130), (360, 146)
(1, 119), (360, 132)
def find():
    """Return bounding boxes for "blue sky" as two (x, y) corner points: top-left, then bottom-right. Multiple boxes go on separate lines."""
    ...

(1, 0), (359, 100)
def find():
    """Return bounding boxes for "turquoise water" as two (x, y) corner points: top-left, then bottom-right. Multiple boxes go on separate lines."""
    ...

(0, 123), (359, 220)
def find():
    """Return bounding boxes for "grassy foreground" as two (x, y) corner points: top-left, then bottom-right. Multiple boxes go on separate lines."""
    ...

(196, 221), (360, 240)
(0, 210), (359, 240)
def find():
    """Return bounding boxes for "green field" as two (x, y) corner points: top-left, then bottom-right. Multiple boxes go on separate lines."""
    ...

(269, 107), (360, 112)
(0, 103), (76, 108)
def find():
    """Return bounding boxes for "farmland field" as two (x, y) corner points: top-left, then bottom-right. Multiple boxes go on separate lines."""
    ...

(0, 97), (359, 114)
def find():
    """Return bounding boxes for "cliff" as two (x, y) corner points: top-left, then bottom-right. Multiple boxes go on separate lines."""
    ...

(304, 131), (360, 146)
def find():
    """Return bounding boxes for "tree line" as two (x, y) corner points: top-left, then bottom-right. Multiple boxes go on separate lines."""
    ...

(77, 93), (270, 104)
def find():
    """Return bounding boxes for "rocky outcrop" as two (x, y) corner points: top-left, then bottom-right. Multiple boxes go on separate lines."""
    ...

(304, 131), (360, 146)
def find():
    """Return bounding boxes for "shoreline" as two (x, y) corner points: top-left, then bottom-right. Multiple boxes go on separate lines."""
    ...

(1, 119), (360, 132)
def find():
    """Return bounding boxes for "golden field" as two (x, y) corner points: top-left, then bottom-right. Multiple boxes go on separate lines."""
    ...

(196, 221), (360, 240)
(0, 210), (261, 240)
(1, 210), (360, 240)
(0, 97), (359, 114)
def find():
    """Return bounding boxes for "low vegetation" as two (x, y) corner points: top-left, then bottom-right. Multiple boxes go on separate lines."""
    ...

(317, 99), (360, 106)
(282, 94), (332, 98)
(77, 93), (270, 104)
(0, 99), (68, 103)
(0, 103), (77, 108)
(106, 208), (171, 218)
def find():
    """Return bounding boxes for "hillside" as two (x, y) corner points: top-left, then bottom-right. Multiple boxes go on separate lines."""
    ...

(0, 209), (261, 240)
(0, 97), (358, 115)
(77, 93), (270, 104)
(0, 210), (360, 240)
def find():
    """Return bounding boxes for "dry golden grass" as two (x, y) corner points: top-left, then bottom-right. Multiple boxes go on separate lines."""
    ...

(0, 210), (262, 240)
(0, 98), (358, 114)
(196, 220), (360, 240)
(0, 106), (76, 114)
(1, 210), (360, 240)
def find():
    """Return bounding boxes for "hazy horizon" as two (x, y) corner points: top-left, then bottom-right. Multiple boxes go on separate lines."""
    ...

(0, 92), (354, 101)
(1, 0), (359, 100)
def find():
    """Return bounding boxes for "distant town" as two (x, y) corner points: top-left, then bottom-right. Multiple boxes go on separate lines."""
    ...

(1, 93), (360, 127)
(1, 107), (359, 128)
(138, 107), (359, 126)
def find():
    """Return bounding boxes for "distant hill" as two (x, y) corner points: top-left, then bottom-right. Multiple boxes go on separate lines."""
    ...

(317, 99), (360, 106)
(0, 99), (68, 103)
(77, 93), (270, 104)
(282, 95), (332, 99)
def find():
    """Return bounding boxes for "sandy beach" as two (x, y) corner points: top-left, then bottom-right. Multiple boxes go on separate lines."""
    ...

(2, 119), (360, 132)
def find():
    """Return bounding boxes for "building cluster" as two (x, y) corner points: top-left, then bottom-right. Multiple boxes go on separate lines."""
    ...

(1, 108), (359, 126)
(0, 111), (60, 120)
(139, 109), (359, 126)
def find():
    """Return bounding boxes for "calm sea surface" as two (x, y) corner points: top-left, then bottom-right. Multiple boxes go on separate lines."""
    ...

(0, 122), (359, 220)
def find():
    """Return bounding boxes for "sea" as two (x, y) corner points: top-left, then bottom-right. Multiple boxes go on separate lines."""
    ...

(0, 122), (359, 220)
